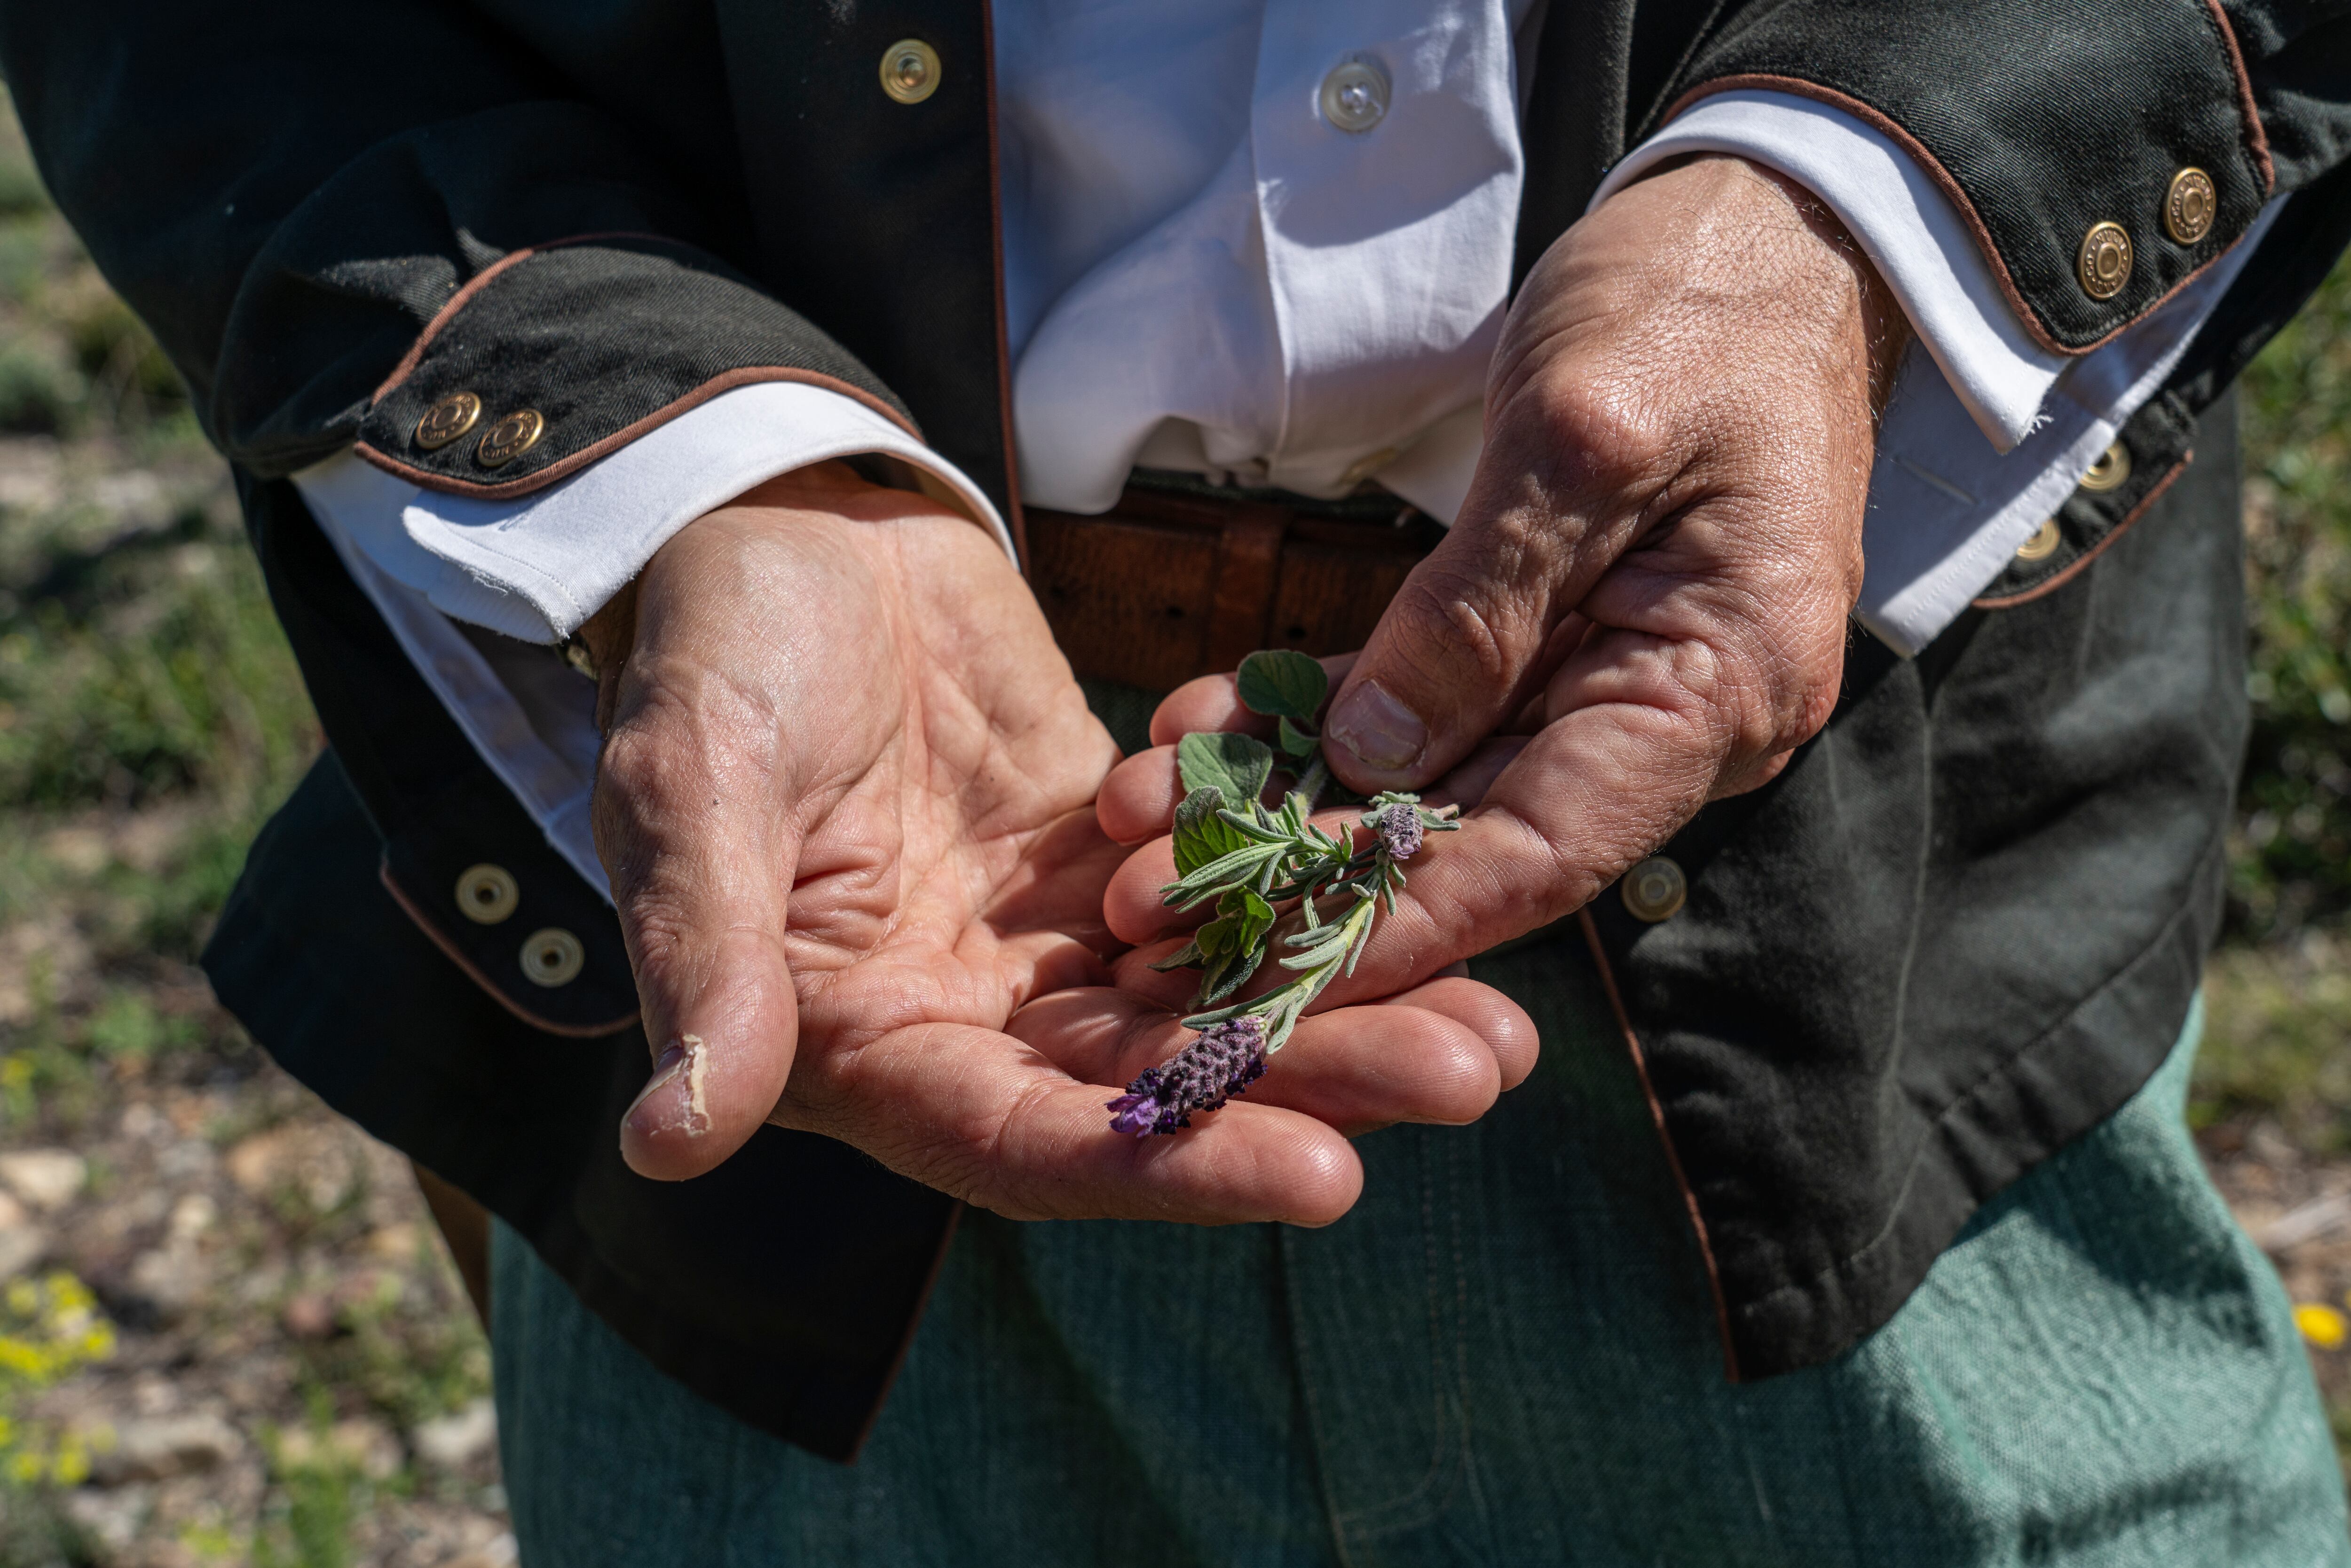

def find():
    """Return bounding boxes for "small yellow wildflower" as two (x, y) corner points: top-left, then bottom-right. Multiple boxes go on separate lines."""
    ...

(2295, 1301), (2348, 1349)
(0, 1337), (47, 1379)
(3, 1282), (34, 1318)
(50, 1441), (87, 1486)
(43, 1274), (93, 1315)
(0, 1058), (34, 1092)
(8, 1449), (42, 1484)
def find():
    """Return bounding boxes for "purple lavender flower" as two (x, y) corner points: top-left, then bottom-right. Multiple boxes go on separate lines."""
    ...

(1374, 801), (1424, 861)
(1107, 1014), (1269, 1136)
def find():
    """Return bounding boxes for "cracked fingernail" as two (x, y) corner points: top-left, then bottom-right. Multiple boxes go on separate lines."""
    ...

(624, 1033), (711, 1140)
(1326, 680), (1428, 771)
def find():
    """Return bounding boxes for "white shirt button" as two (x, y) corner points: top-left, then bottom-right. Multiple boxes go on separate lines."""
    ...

(1319, 59), (1389, 134)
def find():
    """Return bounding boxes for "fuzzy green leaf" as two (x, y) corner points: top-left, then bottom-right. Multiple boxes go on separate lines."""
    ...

(1161, 841), (1287, 908)
(1172, 786), (1251, 876)
(1236, 649), (1329, 722)
(1177, 731), (1276, 808)
(1148, 937), (1206, 972)
(1277, 714), (1320, 758)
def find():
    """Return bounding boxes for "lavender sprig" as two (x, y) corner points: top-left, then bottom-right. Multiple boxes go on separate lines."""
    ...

(1106, 1015), (1268, 1135)
(1110, 653), (1459, 1137)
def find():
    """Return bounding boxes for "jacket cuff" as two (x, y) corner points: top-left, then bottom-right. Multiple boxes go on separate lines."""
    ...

(1670, 0), (2271, 355)
(300, 381), (1013, 643)
(352, 233), (918, 502)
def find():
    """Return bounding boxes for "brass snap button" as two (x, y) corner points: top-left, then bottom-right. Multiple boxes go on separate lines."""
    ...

(455, 863), (520, 925)
(476, 409), (545, 468)
(1319, 58), (1390, 134)
(2015, 518), (2061, 562)
(1621, 856), (1687, 923)
(519, 927), (585, 987)
(2077, 222), (2133, 300)
(879, 39), (941, 104)
(2163, 168), (2216, 244)
(2078, 441), (2131, 493)
(415, 392), (482, 451)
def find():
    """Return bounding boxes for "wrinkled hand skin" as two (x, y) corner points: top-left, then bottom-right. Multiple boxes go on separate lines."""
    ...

(1101, 156), (1909, 998)
(588, 463), (1536, 1225)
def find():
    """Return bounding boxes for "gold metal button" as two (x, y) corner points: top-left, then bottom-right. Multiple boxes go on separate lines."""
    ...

(415, 392), (482, 451)
(2163, 167), (2216, 244)
(2077, 222), (2133, 300)
(519, 927), (584, 987)
(455, 863), (520, 925)
(475, 409), (544, 468)
(2016, 518), (2061, 562)
(2078, 441), (2131, 492)
(1319, 59), (1390, 134)
(879, 39), (940, 104)
(1621, 856), (1687, 923)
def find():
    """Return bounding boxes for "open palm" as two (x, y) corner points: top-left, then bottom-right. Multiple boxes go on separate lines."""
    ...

(592, 465), (1531, 1224)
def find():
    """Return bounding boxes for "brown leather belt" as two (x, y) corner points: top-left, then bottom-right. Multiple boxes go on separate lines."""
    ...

(1025, 479), (1444, 691)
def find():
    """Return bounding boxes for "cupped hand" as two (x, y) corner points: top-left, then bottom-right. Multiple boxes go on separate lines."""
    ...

(588, 462), (1533, 1224)
(1101, 156), (1907, 985)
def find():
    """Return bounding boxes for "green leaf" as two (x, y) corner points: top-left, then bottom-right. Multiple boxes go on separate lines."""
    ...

(1236, 649), (1329, 721)
(1161, 840), (1288, 908)
(1277, 715), (1320, 758)
(1223, 886), (1276, 952)
(1196, 942), (1264, 1006)
(1178, 731), (1276, 808)
(1172, 786), (1250, 876)
(1148, 938), (1206, 972)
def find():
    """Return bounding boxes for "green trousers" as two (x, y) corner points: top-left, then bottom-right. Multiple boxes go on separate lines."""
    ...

(492, 954), (2346, 1565)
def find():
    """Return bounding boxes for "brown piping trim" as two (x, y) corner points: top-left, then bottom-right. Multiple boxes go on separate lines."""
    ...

(844, 1204), (964, 1461)
(1578, 907), (1742, 1381)
(2200, 0), (2275, 192)
(355, 365), (923, 502)
(979, 0), (1029, 571)
(370, 244), (543, 402)
(1972, 451), (2191, 609)
(1663, 75), (2257, 358)
(378, 856), (640, 1039)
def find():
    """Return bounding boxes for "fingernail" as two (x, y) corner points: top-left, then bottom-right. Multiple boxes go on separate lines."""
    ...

(624, 1033), (711, 1140)
(1326, 680), (1428, 771)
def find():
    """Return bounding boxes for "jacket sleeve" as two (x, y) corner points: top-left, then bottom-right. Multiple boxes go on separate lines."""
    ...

(0, 0), (919, 495)
(1668, 0), (2351, 355)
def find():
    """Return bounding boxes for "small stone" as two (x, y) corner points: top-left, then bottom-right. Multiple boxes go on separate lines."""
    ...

(0, 1190), (47, 1279)
(411, 1398), (497, 1471)
(167, 1192), (217, 1244)
(60, 1483), (150, 1549)
(0, 1225), (47, 1280)
(364, 1221), (420, 1261)
(276, 1416), (402, 1481)
(126, 1243), (208, 1317)
(435, 1535), (519, 1568)
(0, 1148), (86, 1210)
(91, 1413), (244, 1484)
(281, 1292), (336, 1339)
(226, 1124), (352, 1211)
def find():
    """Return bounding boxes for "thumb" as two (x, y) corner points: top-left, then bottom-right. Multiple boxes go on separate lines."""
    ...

(1323, 510), (1581, 794)
(592, 714), (800, 1183)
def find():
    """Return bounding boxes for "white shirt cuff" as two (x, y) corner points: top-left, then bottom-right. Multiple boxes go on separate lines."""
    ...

(291, 380), (1015, 644)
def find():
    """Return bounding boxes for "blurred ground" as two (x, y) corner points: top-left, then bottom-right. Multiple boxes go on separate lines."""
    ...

(0, 88), (2344, 1568)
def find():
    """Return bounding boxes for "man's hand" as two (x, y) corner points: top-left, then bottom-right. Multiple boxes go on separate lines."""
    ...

(1100, 157), (1907, 982)
(589, 463), (1533, 1224)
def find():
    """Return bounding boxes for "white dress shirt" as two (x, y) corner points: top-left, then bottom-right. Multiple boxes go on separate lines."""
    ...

(292, 0), (2265, 892)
